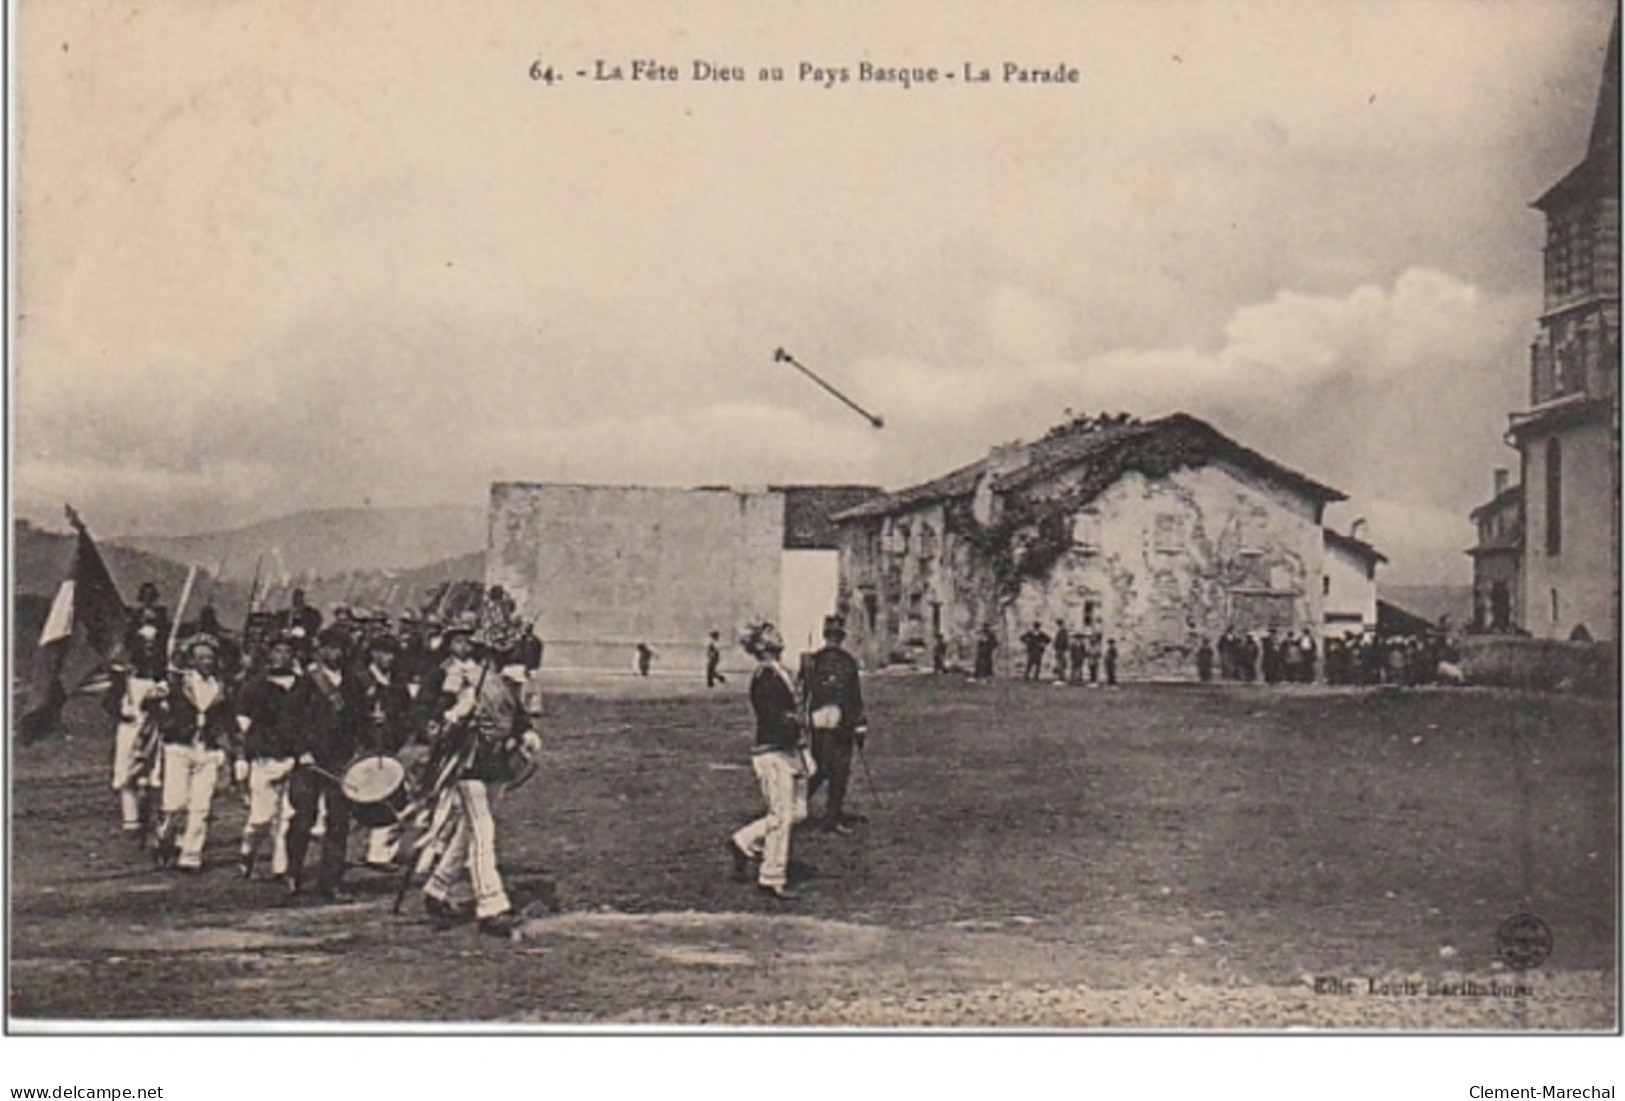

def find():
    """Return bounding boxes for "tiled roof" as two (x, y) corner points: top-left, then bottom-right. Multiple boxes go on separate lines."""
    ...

(773, 485), (884, 549)
(830, 458), (988, 522)
(1324, 528), (1388, 565)
(1469, 483), (1522, 524)
(833, 411), (1345, 523)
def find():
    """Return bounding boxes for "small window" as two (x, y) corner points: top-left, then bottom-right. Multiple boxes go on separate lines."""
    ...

(1153, 514), (1186, 553)
(1545, 437), (1562, 557)
(918, 523), (937, 559)
(881, 518), (906, 555)
(1322, 575), (1331, 596)
(1238, 510), (1267, 554)
(1071, 510), (1101, 551)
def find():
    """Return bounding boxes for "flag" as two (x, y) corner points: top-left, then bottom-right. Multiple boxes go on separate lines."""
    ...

(17, 508), (128, 742)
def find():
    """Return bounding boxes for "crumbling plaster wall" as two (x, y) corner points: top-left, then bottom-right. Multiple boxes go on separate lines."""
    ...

(837, 461), (1326, 679)
(1009, 462), (1324, 679)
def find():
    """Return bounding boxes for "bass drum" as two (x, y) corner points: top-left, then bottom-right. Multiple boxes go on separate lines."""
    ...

(341, 755), (410, 829)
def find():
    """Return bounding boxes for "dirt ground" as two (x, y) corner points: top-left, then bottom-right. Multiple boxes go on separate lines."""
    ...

(7, 674), (1618, 1029)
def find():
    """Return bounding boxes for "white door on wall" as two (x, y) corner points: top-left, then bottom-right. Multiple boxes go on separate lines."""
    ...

(781, 550), (840, 660)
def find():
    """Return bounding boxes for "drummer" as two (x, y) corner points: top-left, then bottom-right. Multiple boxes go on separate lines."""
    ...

(357, 632), (415, 871)
(283, 626), (364, 902)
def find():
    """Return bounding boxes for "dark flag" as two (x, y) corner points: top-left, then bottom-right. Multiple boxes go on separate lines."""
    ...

(17, 507), (128, 742)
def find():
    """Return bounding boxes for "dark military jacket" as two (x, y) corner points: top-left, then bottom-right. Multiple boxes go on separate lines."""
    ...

(802, 644), (866, 736)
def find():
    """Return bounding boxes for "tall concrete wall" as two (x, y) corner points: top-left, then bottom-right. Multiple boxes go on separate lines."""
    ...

(488, 483), (784, 672)
(780, 549), (839, 661)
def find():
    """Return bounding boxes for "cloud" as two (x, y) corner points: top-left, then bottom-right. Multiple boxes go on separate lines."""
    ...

(859, 267), (1521, 420)
(986, 285), (1072, 363)
(12, 0), (1610, 581)
(853, 268), (1531, 582)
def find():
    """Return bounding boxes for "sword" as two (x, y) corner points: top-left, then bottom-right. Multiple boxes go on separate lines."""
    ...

(244, 554), (265, 619)
(167, 565), (200, 669)
(855, 737), (884, 811)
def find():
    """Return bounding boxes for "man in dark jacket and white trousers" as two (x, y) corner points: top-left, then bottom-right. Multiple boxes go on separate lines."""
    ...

(803, 615), (868, 835)
(727, 622), (810, 900)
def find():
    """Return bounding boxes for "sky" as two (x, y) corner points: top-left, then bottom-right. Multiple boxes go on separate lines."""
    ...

(10, 0), (1618, 584)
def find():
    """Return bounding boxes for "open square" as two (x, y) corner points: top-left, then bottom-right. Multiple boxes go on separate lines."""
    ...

(10, 676), (1616, 1028)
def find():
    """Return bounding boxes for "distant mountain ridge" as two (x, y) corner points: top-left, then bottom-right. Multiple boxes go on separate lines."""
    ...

(12, 521), (256, 669)
(111, 505), (486, 585)
(14, 519), (218, 601)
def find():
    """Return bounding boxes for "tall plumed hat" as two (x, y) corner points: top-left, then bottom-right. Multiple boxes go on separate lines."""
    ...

(474, 596), (527, 657)
(739, 621), (785, 658)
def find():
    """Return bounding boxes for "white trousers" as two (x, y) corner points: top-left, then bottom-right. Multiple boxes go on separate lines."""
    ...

(425, 780), (510, 919)
(158, 744), (224, 868)
(732, 750), (809, 889)
(111, 677), (161, 830)
(240, 757), (294, 875)
(366, 825), (402, 865)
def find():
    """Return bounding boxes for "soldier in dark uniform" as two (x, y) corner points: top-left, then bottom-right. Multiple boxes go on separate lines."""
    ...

(283, 626), (364, 901)
(803, 615), (868, 835)
(279, 588), (323, 663)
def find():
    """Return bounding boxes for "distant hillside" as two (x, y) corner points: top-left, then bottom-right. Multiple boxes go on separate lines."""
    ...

(12, 520), (252, 671)
(112, 506), (486, 585)
(1379, 583), (1473, 629)
(15, 519), (214, 602)
(278, 551), (487, 618)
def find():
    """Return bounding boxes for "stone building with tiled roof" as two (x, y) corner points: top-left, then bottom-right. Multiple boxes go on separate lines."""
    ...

(832, 412), (1379, 679)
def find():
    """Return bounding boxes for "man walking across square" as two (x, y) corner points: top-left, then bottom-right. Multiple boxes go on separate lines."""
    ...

(727, 623), (809, 901)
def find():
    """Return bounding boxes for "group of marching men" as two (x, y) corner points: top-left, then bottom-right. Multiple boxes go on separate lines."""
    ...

(107, 583), (544, 936)
(107, 576), (869, 922)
